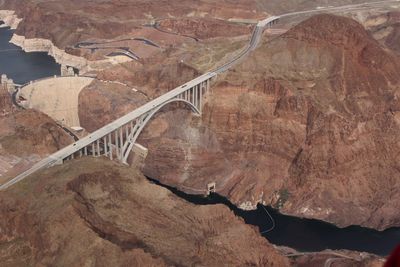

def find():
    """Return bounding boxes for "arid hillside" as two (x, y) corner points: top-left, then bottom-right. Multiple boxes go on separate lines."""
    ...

(0, 0), (391, 64)
(1, 1), (399, 264)
(0, 0), (260, 56)
(0, 158), (289, 267)
(0, 97), (73, 184)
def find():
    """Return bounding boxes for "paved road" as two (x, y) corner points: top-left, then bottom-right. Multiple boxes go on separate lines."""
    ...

(213, 16), (280, 73)
(286, 251), (360, 266)
(76, 37), (160, 48)
(280, 0), (400, 18)
(324, 257), (343, 267)
(152, 20), (199, 42)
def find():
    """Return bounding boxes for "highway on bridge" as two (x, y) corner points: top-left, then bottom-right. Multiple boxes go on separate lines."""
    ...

(1, 0), (398, 190)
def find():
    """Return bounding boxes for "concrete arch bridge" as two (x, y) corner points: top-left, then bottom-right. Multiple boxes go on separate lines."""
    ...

(0, 16), (280, 190)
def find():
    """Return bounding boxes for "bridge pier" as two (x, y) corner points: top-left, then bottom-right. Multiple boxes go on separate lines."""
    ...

(132, 143), (148, 168)
(207, 182), (216, 195)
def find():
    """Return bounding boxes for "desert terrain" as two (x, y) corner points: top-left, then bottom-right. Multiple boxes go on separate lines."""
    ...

(0, 0), (399, 265)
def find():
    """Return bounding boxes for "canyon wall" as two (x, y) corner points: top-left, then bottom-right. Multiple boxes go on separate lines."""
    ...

(135, 14), (400, 230)
(75, 13), (400, 230)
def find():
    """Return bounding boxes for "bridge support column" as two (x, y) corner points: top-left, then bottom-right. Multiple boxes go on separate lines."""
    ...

(199, 84), (202, 113)
(191, 87), (194, 105)
(194, 85), (198, 110)
(131, 143), (148, 169)
(119, 127), (124, 160)
(96, 140), (100, 157)
(207, 182), (216, 196)
(115, 131), (119, 160)
(103, 137), (107, 157)
(108, 133), (113, 160)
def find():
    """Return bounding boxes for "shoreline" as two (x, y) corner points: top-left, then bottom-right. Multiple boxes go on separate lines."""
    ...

(0, 9), (132, 74)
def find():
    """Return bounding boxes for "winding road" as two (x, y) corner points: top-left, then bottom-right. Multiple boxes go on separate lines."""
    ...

(74, 37), (162, 61)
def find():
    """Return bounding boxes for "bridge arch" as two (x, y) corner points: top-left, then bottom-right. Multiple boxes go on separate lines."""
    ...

(121, 97), (200, 163)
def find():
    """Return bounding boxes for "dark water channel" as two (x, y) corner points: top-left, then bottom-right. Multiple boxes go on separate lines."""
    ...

(0, 25), (60, 84)
(147, 177), (400, 256)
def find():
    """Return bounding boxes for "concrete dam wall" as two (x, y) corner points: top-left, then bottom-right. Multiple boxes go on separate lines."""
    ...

(18, 76), (94, 127)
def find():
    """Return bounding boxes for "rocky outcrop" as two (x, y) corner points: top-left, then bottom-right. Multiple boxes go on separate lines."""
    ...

(0, 158), (289, 266)
(0, 109), (73, 182)
(0, 10), (21, 29)
(0, 109), (72, 157)
(368, 11), (400, 55)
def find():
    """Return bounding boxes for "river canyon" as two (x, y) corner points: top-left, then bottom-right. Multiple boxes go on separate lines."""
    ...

(0, 0), (399, 266)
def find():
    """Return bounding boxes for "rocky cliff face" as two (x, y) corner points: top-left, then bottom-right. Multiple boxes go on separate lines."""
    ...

(132, 14), (400, 230)
(0, 109), (73, 182)
(367, 11), (400, 55)
(77, 14), (400, 230)
(0, 158), (289, 267)
(271, 14), (400, 229)
(0, 109), (72, 157)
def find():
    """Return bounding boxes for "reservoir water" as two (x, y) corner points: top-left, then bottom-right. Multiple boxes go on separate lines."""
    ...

(0, 25), (60, 84)
(0, 21), (398, 257)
